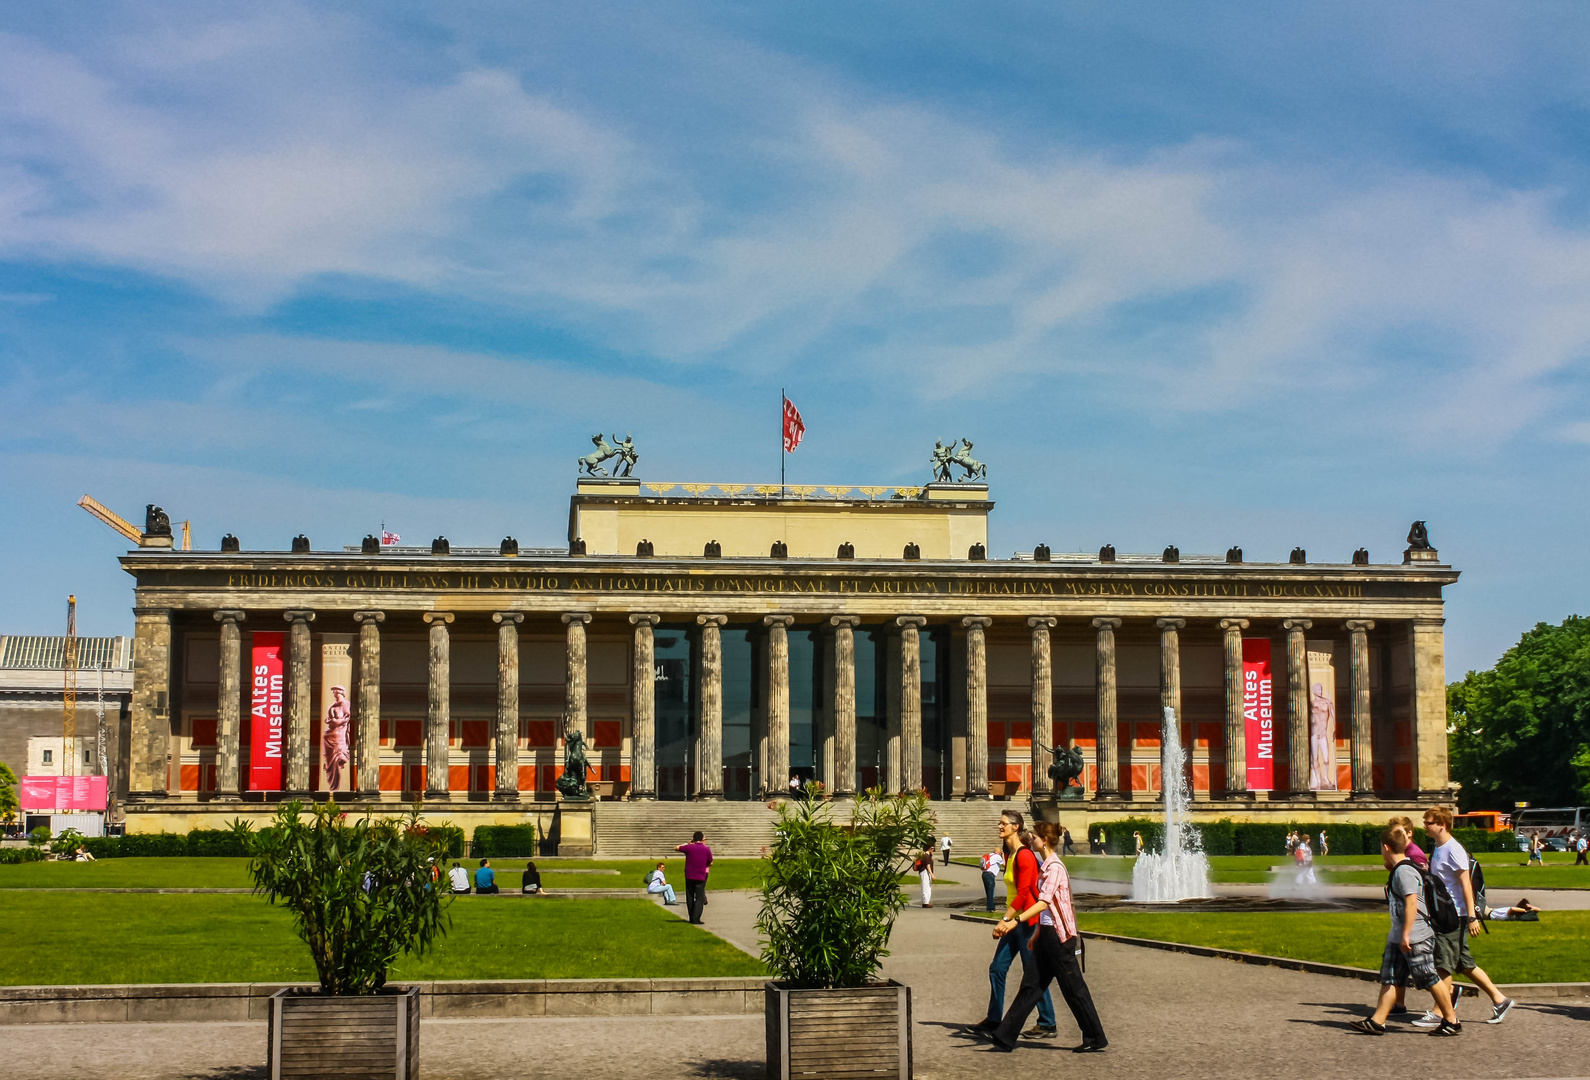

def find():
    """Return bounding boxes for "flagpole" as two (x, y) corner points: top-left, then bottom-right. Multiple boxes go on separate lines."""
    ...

(780, 388), (786, 498)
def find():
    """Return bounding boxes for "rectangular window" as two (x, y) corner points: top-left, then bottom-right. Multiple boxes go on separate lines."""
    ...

(42, 749), (52, 764)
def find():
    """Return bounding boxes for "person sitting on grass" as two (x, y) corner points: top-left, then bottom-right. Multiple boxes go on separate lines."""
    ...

(647, 861), (677, 905)
(521, 861), (541, 895)
(474, 858), (498, 895)
(1351, 826), (1459, 1037)
(448, 860), (471, 895)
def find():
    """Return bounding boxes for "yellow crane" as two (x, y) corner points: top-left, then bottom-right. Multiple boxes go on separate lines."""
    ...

(64, 595), (77, 778)
(77, 495), (190, 549)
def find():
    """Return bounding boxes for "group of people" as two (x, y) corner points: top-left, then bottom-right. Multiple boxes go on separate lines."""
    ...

(1353, 806), (1518, 1037)
(444, 858), (542, 895)
(1285, 829), (1328, 857)
(1530, 831), (1590, 864)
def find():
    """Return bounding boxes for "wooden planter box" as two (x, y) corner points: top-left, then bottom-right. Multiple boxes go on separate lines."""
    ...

(765, 980), (911, 1080)
(267, 985), (420, 1080)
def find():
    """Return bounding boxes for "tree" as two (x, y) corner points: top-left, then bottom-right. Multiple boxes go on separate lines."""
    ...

(1448, 615), (1590, 811)
(0, 762), (17, 828)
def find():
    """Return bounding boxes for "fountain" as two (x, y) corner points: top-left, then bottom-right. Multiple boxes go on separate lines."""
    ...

(1130, 706), (1212, 902)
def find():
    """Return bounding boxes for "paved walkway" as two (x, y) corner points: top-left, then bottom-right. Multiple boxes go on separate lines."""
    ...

(6, 882), (1586, 1079)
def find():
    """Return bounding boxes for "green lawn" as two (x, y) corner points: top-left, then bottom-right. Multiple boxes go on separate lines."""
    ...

(1071, 911), (1590, 985)
(0, 893), (763, 985)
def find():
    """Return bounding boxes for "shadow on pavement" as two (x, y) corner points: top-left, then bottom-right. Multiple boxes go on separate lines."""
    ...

(686, 1058), (762, 1079)
(182, 1068), (265, 1080)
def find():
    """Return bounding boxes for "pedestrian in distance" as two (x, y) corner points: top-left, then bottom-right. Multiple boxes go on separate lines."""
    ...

(1320, 829), (1330, 856)
(448, 861), (471, 895)
(1350, 825), (1460, 1036)
(1527, 834), (1544, 865)
(1061, 827), (1076, 857)
(1575, 833), (1588, 866)
(1397, 816), (1430, 869)
(915, 849), (935, 908)
(980, 848), (1005, 912)
(978, 821), (1106, 1054)
(1133, 830), (1143, 856)
(1422, 806), (1515, 1026)
(967, 810), (1058, 1040)
(942, 833), (953, 867)
(675, 831), (714, 925)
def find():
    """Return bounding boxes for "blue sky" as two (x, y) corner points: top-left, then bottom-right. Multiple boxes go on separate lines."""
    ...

(3, 2), (1589, 677)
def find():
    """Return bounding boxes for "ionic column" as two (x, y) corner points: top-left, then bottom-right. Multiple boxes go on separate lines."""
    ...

(764, 615), (794, 799)
(1283, 618), (1313, 799)
(962, 616), (992, 799)
(830, 616), (861, 798)
(212, 610), (246, 799)
(1219, 618), (1251, 798)
(1156, 617), (1186, 722)
(696, 615), (727, 799)
(1409, 618), (1448, 799)
(283, 610), (316, 794)
(353, 611), (384, 799)
(1092, 617), (1123, 799)
(1028, 617), (1056, 796)
(629, 614), (661, 800)
(423, 612), (454, 799)
(493, 612), (523, 802)
(1346, 620), (1376, 798)
(129, 607), (173, 798)
(563, 613), (592, 740)
(897, 617), (926, 793)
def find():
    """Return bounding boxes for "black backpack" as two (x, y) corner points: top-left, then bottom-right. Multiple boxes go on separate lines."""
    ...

(1387, 859), (1461, 934)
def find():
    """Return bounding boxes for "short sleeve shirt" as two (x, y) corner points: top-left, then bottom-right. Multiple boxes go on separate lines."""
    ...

(1430, 837), (1471, 916)
(679, 842), (714, 881)
(1387, 861), (1433, 944)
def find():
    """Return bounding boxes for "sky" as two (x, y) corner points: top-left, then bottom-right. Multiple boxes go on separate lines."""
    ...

(3, 2), (1589, 678)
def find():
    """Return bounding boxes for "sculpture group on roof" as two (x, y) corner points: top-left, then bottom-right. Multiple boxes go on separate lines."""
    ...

(578, 433), (639, 477)
(930, 439), (987, 484)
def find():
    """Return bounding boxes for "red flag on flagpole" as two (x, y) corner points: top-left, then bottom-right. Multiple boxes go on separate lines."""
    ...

(782, 396), (805, 453)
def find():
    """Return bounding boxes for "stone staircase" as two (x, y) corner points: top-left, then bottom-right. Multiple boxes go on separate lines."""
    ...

(592, 798), (1019, 859)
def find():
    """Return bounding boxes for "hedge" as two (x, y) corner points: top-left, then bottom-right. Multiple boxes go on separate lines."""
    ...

(471, 823), (538, 859)
(76, 822), (467, 860)
(0, 847), (47, 864)
(1087, 819), (1520, 858)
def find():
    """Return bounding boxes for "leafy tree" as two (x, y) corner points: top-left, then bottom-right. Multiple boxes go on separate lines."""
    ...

(1448, 615), (1590, 811)
(757, 788), (934, 990)
(249, 801), (452, 995)
(0, 762), (17, 827)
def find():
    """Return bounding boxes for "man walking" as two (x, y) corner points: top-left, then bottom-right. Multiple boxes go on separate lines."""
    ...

(1351, 825), (1458, 1036)
(1421, 807), (1515, 1026)
(942, 834), (953, 867)
(675, 831), (714, 925)
(1575, 833), (1588, 866)
(980, 848), (1005, 912)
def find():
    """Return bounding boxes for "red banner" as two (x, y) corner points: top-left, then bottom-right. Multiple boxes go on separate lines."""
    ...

(20, 775), (107, 811)
(249, 632), (285, 791)
(1243, 638), (1275, 791)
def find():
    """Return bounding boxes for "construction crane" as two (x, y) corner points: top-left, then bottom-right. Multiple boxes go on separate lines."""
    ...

(64, 595), (77, 778)
(76, 494), (191, 550)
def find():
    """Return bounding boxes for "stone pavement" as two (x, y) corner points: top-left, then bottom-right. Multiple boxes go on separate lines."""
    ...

(6, 882), (1587, 1080)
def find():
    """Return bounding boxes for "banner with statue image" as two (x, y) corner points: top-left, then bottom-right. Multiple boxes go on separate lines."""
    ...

(318, 635), (354, 793)
(1306, 640), (1339, 791)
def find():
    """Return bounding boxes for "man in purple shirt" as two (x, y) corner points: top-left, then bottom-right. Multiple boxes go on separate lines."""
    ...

(675, 831), (714, 925)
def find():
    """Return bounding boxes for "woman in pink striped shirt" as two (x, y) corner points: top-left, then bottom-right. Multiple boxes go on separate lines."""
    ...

(984, 820), (1107, 1054)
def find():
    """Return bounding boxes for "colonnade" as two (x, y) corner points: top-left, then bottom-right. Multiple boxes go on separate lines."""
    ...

(131, 607), (1427, 804)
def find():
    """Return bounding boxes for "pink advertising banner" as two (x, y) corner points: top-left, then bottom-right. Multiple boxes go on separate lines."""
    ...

(1242, 638), (1275, 791)
(21, 774), (107, 811)
(249, 631), (285, 792)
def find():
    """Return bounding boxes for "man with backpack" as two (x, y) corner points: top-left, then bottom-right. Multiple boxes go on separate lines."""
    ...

(1422, 806), (1515, 1026)
(1351, 825), (1458, 1036)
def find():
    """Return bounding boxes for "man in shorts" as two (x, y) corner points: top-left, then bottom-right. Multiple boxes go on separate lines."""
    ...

(1423, 806), (1515, 1026)
(1352, 826), (1458, 1036)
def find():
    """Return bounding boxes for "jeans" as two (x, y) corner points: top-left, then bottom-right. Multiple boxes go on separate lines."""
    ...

(987, 920), (1055, 1029)
(981, 871), (998, 911)
(649, 882), (677, 904)
(475, 883), (499, 894)
(685, 879), (707, 923)
(993, 926), (1104, 1049)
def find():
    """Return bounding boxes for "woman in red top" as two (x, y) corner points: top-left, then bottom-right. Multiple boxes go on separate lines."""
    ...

(969, 810), (1057, 1037)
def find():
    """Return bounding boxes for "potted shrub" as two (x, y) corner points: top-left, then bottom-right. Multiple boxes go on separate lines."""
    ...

(250, 802), (451, 1080)
(758, 789), (934, 1080)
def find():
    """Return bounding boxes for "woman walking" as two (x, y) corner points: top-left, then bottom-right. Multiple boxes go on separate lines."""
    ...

(969, 811), (1056, 1039)
(982, 821), (1107, 1054)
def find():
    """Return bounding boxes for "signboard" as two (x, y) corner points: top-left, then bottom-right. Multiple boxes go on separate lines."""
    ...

(1306, 640), (1339, 791)
(248, 631), (285, 791)
(318, 635), (354, 793)
(20, 774), (107, 811)
(1242, 638), (1274, 791)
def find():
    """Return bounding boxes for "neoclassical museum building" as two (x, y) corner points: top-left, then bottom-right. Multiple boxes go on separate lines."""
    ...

(118, 475), (1457, 853)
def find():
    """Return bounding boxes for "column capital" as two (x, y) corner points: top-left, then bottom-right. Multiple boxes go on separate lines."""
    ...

(830, 615), (861, 629)
(1027, 616), (1057, 630)
(1344, 619), (1376, 633)
(763, 614), (796, 629)
(1091, 616), (1122, 631)
(895, 615), (927, 629)
(422, 611), (454, 625)
(1219, 618), (1249, 631)
(961, 616), (992, 630)
(492, 612), (524, 625)
(352, 610), (385, 624)
(696, 614), (728, 628)
(283, 610), (316, 625)
(1282, 618), (1312, 632)
(629, 613), (662, 627)
(561, 612), (593, 626)
(213, 609), (247, 625)
(133, 606), (172, 618)
(1155, 617), (1186, 631)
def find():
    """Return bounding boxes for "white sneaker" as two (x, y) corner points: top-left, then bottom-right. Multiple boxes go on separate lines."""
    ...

(1487, 998), (1515, 1024)
(1411, 1011), (1443, 1028)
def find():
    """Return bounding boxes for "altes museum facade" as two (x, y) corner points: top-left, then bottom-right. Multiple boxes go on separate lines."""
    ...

(116, 475), (1459, 851)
